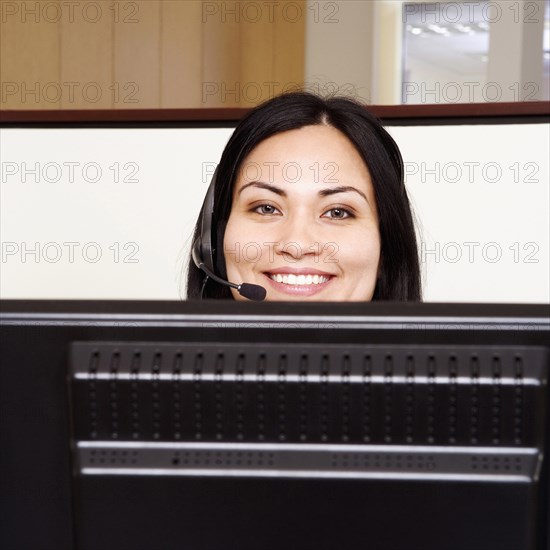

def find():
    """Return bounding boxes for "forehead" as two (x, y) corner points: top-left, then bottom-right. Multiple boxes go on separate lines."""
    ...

(236, 125), (372, 186)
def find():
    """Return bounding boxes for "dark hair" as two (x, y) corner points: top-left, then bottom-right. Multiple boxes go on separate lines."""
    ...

(186, 91), (421, 301)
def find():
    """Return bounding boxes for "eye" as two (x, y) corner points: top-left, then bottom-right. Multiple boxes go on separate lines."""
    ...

(324, 207), (354, 220)
(250, 204), (354, 219)
(251, 203), (281, 215)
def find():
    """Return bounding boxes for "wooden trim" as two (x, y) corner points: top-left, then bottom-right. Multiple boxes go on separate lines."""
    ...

(0, 108), (246, 124)
(1, 101), (548, 124)
(0, 107), (245, 124)
(371, 101), (550, 119)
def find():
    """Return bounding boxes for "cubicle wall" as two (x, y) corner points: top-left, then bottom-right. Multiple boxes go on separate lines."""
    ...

(1, 111), (548, 302)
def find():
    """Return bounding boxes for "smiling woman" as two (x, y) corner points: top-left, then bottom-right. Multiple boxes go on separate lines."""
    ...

(225, 124), (382, 301)
(186, 91), (421, 301)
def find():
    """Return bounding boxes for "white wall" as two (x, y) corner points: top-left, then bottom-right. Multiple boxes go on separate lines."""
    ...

(0, 127), (233, 300)
(388, 123), (549, 303)
(1, 123), (548, 303)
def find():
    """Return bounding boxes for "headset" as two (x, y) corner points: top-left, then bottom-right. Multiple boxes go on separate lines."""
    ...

(191, 168), (267, 301)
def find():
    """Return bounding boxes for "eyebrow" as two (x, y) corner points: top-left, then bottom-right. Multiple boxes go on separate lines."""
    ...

(237, 181), (370, 204)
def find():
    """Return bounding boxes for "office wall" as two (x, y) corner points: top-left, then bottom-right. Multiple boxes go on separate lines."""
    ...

(1, 122), (548, 303)
(304, 0), (375, 102)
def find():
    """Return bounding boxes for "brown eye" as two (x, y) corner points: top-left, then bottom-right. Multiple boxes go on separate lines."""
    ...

(325, 208), (353, 220)
(252, 204), (280, 215)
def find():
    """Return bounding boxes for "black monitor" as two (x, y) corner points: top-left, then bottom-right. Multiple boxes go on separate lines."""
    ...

(1, 300), (549, 550)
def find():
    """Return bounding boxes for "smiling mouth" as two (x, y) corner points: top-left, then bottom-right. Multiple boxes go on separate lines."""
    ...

(265, 273), (333, 286)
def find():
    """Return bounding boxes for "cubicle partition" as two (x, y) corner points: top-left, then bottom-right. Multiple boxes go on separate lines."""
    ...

(1, 103), (548, 303)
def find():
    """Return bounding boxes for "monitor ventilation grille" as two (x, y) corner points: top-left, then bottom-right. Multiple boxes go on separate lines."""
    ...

(70, 342), (544, 447)
(81, 448), (527, 472)
(77, 446), (536, 479)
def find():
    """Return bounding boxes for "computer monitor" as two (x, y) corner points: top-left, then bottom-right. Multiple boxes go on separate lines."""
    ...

(1, 300), (549, 550)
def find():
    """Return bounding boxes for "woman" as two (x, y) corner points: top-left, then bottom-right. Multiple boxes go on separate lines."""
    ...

(187, 91), (421, 301)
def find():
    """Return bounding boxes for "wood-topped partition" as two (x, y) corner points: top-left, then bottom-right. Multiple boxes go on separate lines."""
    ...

(1, 101), (549, 126)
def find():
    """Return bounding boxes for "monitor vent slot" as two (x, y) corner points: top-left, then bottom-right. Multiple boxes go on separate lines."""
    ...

(87, 350), (99, 439)
(151, 352), (162, 440)
(235, 353), (246, 441)
(341, 354), (351, 443)
(298, 354), (309, 442)
(69, 343), (546, 447)
(109, 350), (120, 439)
(256, 353), (266, 441)
(172, 352), (183, 440)
(361, 355), (372, 443)
(514, 355), (524, 445)
(427, 355), (436, 444)
(321, 354), (330, 442)
(193, 352), (203, 441)
(383, 355), (394, 443)
(214, 353), (224, 440)
(470, 355), (480, 444)
(277, 354), (287, 441)
(448, 355), (458, 444)
(130, 350), (141, 439)
(491, 355), (502, 445)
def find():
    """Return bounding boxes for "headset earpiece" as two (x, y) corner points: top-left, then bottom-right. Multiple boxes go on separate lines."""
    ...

(195, 167), (218, 274)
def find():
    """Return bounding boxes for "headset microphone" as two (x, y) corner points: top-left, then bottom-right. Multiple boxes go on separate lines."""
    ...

(192, 240), (267, 301)
(192, 167), (267, 301)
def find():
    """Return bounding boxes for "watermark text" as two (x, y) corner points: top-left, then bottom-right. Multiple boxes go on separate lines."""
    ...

(1, 1), (140, 23)
(421, 241), (540, 264)
(2, 162), (140, 184)
(1, 241), (140, 264)
(1, 81), (139, 104)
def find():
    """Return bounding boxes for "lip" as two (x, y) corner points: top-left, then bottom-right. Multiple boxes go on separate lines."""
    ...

(263, 272), (334, 297)
(264, 267), (335, 276)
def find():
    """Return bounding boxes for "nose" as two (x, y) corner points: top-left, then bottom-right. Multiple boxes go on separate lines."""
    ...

(271, 214), (320, 260)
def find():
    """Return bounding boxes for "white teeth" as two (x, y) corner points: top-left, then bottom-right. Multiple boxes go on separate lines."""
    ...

(269, 273), (330, 285)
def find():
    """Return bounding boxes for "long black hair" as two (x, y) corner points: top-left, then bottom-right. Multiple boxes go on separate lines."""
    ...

(186, 91), (422, 301)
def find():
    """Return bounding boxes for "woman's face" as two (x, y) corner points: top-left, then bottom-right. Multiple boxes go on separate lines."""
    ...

(223, 124), (381, 301)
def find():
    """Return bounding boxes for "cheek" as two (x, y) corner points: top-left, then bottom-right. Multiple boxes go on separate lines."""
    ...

(222, 217), (250, 275)
(336, 227), (381, 268)
(222, 223), (237, 266)
(223, 214), (272, 264)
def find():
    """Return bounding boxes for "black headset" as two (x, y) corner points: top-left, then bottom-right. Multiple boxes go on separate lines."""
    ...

(191, 168), (267, 301)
